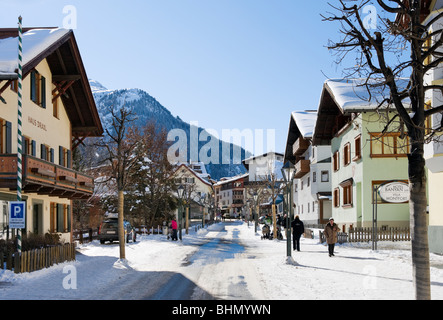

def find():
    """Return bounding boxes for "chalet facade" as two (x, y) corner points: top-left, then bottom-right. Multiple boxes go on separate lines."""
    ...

(313, 79), (410, 230)
(284, 111), (332, 224)
(0, 28), (103, 242)
(172, 163), (214, 222)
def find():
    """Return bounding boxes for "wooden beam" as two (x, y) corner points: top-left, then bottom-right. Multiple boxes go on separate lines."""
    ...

(52, 80), (76, 102)
(52, 74), (81, 82)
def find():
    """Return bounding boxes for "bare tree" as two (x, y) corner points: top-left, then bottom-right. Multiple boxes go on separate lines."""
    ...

(96, 106), (139, 260)
(245, 181), (271, 231)
(323, 0), (443, 300)
(255, 160), (285, 239)
(127, 122), (176, 227)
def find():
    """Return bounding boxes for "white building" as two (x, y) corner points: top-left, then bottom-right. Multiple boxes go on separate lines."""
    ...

(242, 152), (284, 182)
(422, 2), (443, 254)
(284, 111), (332, 224)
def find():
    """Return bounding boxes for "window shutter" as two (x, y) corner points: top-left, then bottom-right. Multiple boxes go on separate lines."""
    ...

(5, 121), (12, 154)
(31, 140), (36, 156)
(67, 150), (72, 168)
(59, 146), (64, 165)
(41, 144), (46, 160)
(67, 205), (71, 232)
(57, 204), (64, 232)
(40, 76), (46, 108)
(22, 138), (26, 155)
(30, 71), (36, 102)
(50, 148), (54, 163)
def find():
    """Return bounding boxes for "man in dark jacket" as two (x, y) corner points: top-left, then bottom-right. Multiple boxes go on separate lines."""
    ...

(291, 215), (305, 251)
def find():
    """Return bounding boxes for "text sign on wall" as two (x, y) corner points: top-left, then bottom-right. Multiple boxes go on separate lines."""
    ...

(378, 181), (410, 203)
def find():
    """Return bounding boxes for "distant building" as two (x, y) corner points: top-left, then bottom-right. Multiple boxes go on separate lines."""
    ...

(171, 163), (214, 221)
(214, 173), (248, 218)
(242, 152), (285, 216)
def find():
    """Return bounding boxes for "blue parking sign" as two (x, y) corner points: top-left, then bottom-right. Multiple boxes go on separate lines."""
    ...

(9, 201), (26, 229)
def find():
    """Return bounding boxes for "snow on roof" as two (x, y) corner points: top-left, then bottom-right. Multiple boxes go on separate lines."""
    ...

(0, 28), (70, 74)
(291, 111), (317, 138)
(325, 78), (411, 113)
(214, 173), (249, 186)
(243, 151), (284, 164)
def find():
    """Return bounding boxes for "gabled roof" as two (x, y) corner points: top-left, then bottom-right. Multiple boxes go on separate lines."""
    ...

(312, 78), (410, 146)
(0, 27), (103, 139)
(242, 152), (284, 169)
(283, 110), (317, 164)
(213, 173), (249, 187)
(172, 163), (213, 187)
(323, 79), (410, 113)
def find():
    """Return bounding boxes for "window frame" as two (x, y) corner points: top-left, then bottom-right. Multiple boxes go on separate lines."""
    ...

(353, 135), (362, 161)
(343, 142), (351, 166)
(333, 151), (340, 172)
(369, 132), (409, 158)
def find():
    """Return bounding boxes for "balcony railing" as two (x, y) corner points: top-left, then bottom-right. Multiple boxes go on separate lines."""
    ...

(294, 159), (310, 179)
(0, 154), (94, 200)
(293, 138), (310, 156)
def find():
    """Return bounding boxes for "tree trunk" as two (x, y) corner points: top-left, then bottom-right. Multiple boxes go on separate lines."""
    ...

(408, 152), (431, 300)
(272, 203), (276, 240)
(118, 190), (125, 260)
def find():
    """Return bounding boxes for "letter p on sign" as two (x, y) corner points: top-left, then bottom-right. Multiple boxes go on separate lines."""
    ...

(9, 201), (26, 229)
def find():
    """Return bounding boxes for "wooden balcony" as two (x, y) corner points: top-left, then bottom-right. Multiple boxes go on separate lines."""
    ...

(294, 159), (310, 179)
(0, 154), (94, 200)
(293, 138), (310, 156)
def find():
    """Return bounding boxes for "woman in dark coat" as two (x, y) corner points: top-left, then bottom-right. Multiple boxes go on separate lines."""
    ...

(291, 215), (305, 251)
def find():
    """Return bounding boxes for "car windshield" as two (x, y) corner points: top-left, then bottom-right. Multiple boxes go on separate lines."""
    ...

(102, 221), (118, 229)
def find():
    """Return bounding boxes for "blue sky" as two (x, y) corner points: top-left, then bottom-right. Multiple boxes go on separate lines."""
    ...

(1, 0), (369, 155)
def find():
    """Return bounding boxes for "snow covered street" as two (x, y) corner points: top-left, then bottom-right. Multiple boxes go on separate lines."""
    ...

(0, 220), (443, 300)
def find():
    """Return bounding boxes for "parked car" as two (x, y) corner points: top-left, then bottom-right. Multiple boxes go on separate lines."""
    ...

(99, 219), (136, 244)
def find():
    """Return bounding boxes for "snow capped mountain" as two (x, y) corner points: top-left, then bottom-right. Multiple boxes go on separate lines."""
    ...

(89, 80), (248, 180)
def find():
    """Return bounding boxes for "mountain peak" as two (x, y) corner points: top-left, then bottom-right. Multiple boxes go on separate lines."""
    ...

(89, 79), (108, 93)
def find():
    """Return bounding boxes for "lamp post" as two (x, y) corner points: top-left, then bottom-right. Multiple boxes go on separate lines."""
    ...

(200, 193), (207, 228)
(177, 185), (184, 241)
(253, 192), (259, 233)
(282, 162), (295, 258)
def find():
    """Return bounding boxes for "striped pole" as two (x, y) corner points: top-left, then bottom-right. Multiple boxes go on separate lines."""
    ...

(16, 16), (23, 253)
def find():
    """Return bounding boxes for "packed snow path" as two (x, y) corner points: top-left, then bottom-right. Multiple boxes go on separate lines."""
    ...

(0, 220), (443, 300)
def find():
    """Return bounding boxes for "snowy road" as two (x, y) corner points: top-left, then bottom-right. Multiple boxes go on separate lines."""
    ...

(147, 223), (266, 300)
(0, 221), (266, 300)
(1, 220), (443, 300)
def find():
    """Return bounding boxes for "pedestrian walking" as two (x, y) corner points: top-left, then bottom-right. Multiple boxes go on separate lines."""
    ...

(324, 217), (340, 256)
(291, 215), (305, 251)
(171, 218), (178, 241)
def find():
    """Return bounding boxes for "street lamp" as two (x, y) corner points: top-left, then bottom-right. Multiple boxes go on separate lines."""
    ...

(253, 191), (259, 233)
(200, 193), (207, 228)
(281, 162), (295, 258)
(177, 185), (184, 241)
